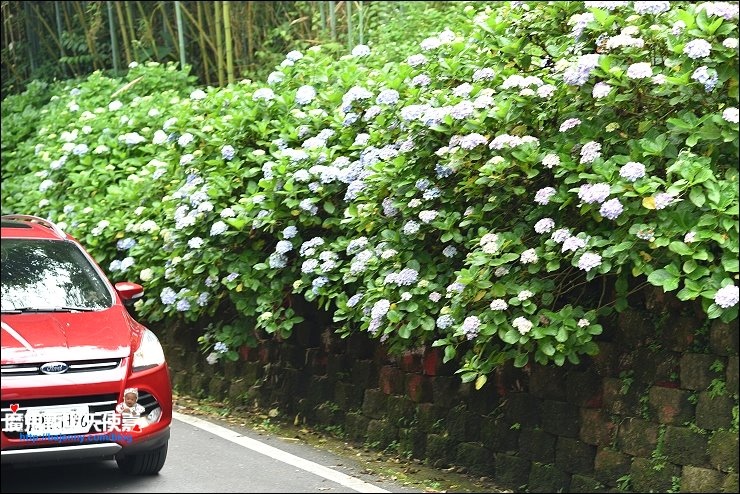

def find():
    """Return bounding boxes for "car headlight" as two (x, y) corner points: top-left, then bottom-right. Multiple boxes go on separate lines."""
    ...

(132, 329), (165, 372)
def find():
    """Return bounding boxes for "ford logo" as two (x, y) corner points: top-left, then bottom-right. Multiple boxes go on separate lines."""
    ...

(40, 362), (69, 374)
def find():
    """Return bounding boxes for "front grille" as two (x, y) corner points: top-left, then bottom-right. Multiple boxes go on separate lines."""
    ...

(1, 358), (122, 377)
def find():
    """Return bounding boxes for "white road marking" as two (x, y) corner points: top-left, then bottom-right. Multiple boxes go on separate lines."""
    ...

(173, 411), (390, 493)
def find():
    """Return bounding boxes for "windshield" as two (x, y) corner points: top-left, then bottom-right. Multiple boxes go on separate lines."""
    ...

(1, 238), (113, 311)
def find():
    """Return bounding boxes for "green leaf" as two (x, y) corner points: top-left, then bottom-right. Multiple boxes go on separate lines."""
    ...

(689, 188), (706, 208)
(648, 268), (680, 291)
(540, 341), (555, 356)
(501, 329), (520, 344)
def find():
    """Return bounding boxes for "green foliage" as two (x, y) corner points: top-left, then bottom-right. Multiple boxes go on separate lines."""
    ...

(2, 1), (738, 380)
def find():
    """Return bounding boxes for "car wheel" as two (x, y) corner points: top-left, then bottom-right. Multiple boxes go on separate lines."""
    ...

(116, 442), (168, 475)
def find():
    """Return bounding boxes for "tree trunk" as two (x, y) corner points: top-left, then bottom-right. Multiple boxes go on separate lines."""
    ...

(215, 1), (224, 86)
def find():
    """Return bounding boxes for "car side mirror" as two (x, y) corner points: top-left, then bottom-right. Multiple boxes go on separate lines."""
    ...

(115, 282), (144, 306)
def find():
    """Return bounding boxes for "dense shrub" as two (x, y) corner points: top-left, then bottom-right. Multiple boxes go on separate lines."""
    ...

(2, 1), (738, 387)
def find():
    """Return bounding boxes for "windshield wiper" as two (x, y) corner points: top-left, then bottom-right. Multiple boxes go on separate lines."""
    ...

(1, 306), (98, 314)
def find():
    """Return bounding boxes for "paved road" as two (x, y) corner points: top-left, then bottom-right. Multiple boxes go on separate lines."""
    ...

(1, 411), (423, 493)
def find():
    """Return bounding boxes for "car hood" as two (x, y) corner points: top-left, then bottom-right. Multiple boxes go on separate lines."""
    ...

(1, 309), (134, 364)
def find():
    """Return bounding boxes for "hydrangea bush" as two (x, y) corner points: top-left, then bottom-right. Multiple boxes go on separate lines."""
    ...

(2, 1), (738, 387)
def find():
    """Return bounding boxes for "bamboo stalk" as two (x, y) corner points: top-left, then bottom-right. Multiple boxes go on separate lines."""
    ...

(71, 1), (100, 69)
(106, 1), (120, 72)
(319, 1), (326, 35)
(29, 3), (64, 57)
(161, 1), (178, 61)
(125, 2), (137, 61)
(178, 1), (218, 56)
(215, 1), (224, 86)
(329, 0), (336, 41)
(196, 2), (211, 85)
(357, 1), (363, 45)
(135, 1), (159, 62)
(174, 1), (186, 69)
(346, 1), (352, 48)
(23, 2), (37, 71)
(54, 2), (65, 59)
(246, 1), (253, 60)
(114, 1), (132, 64)
(223, 0), (233, 84)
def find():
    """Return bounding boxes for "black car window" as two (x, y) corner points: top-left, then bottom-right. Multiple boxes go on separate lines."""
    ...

(0, 239), (113, 311)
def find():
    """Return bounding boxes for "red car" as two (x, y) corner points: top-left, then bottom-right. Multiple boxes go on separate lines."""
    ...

(1, 214), (171, 474)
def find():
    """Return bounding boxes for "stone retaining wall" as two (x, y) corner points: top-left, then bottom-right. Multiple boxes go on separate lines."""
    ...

(157, 294), (739, 493)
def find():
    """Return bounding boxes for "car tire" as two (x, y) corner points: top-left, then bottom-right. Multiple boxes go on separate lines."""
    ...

(116, 442), (168, 475)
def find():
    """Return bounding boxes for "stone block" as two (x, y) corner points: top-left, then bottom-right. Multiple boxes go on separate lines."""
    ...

(430, 375), (460, 408)
(696, 392), (736, 430)
(579, 408), (617, 446)
(446, 404), (468, 443)
(208, 375), (227, 400)
(647, 385), (695, 425)
(326, 352), (350, 378)
(503, 392), (541, 428)
(493, 453), (530, 491)
(334, 382), (363, 411)
(727, 356), (739, 396)
(541, 400), (580, 437)
(664, 314), (702, 352)
(519, 428), (556, 463)
(350, 359), (377, 389)
(314, 401), (343, 426)
(663, 424), (710, 466)
(189, 374), (207, 398)
(361, 388), (387, 419)
(529, 364), (567, 400)
(306, 375), (333, 407)
(603, 376), (641, 417)
(569, 474), (608, 493)
(591, 341), (619, 377)
(528, 462), (571, 493)
(415, 402), (446, 433)
(466, 382), (499, 415)
(346, 332), (375, 359)
(615, 417), (658, 457)
(227, 378), (251, 403)
(386, 394), (416, 427)
(241, 361), (262, 384)
(378, 365), (403, 395)
(556, 436), (596, 474)
(594, 447), (631, 487)
(455, 442), (494, 476)
(397, 349), (423, 373)
(722, 473), (739, 493)
(615, 310), (653, 346)
(398, 427), (426, 459)
(345, 411), (370, 442)
(566, 370), (603, 408)
(680, 353), (718, 390)
(480, 415), (519, 453)
(630, 456), (680, 493)
(680, 465), (725, 493)
(422, 346), (456, 376)
(405, 373), (433, 403)
(426, 433), (454, 466)
(709, 430), (739, 473)
(366, 418), (397, 450)
(710, 320), (739, 356)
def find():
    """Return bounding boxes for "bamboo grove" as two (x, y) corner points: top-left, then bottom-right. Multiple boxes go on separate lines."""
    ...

(1, 1), (440, 98)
